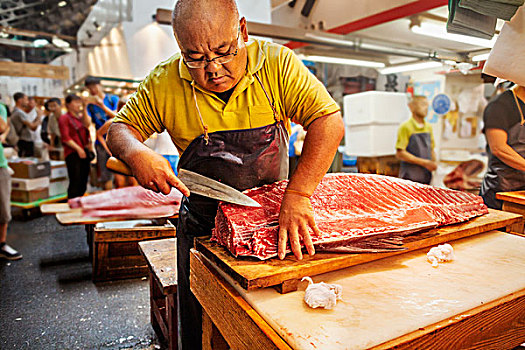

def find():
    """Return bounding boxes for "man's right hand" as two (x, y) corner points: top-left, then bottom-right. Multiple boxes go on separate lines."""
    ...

(424, 160), (438, 172)
(77, 148), (87, 159)
(128, 148), (190, 196)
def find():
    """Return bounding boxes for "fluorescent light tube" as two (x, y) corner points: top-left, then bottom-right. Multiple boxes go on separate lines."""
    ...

(472, 53), (490, 62)
(301, 55), (385, 68)
(379, 61), (442, 75)
(411, 22), (497, 48)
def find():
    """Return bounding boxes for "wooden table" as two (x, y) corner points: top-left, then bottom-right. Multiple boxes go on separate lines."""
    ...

(139, 238), (178, 350)
(496, 191), (525, 234)
(190, 230), (525, 349)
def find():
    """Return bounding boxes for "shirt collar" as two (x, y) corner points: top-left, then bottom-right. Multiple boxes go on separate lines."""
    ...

(178, 38), (266, 83)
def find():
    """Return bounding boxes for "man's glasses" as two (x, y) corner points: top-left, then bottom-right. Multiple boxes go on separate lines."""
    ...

(184, 29), (241, 69)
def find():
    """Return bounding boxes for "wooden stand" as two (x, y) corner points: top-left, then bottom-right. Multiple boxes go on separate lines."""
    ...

(139, 238), (178, 350)
(93, 223), (176, 282)
(496, 191), (525, 235)
(357, 155), (400, 177)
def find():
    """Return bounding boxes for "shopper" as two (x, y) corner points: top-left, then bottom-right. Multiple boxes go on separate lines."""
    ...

(480, 84), (525, 209)
(395, 95), (437, 184)
(58, 94), (93, 199)
(45, 98), (63, 151)
(107, 0), (343, 348)
(24, 97), (46, 158)
(84, 76), (119, 190)
(10, 92), (40, 157)
(0, 100), (22, 260)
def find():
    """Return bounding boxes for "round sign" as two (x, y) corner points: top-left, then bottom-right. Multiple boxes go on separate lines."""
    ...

(432, 93), (451, 115)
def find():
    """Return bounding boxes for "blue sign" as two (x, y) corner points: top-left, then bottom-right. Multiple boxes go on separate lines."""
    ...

(432, 93), (451, 115)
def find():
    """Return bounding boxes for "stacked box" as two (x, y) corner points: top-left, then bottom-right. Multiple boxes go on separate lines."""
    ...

(49, 160), (68, 196)
(9, 159), (51, 203)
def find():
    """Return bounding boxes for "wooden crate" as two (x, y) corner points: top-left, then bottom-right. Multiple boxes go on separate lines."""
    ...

(92, 221), (176, 282)
(357, 155), (400, 177)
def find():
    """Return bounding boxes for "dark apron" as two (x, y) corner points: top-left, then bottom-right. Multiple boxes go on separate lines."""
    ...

(399, 131), (433, 184)
(480, 89), (525, 209)
(176, 74), (289, 349)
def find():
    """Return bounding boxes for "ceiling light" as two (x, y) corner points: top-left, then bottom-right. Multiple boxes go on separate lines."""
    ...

(300, 55), (385, 68)
(379, 61), (443, 75)
(52, 36), (70, 48)
(472, 52), (490, 62)
(32, 39), (50, 47)
(58, 1), (67, 7)
(411, 22), (497, 48)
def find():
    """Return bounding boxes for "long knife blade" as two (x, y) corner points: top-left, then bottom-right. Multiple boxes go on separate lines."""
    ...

(106, 157), (261, 207)
(178, 169), (261, 207)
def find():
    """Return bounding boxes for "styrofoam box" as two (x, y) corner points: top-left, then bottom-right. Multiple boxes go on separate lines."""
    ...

(344, 124), (398, 157)
(11, 177), (50, 191)
(344, 91), (411, 126)
(49, 178), (69, 197)
(50, 160), (67, 180)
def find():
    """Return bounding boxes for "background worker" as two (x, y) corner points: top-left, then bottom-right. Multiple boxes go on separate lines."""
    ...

(395, 95), (437, 184)
(84, 76), (119, 190)
(480, 84), (525, 209)
(107, 0), (343, 348)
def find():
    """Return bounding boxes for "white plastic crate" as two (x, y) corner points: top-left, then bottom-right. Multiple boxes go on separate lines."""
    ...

(343, 91), (411, 126)
(344, 124), (399, 157)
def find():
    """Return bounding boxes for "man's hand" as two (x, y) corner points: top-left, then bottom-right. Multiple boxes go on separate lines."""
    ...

(424, 160), (438, 172)
(278, 193), (320, 260)
(128, 148), (190, 196)
(77, 148), (87, 159)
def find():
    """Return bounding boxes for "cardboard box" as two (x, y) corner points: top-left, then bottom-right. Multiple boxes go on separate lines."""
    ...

(8, 159), (51, 179)
(11, 177), (50, 191)
(11, 188), (49, 203)
(49, 178), (69, 197)
(50, 160), (67, 180)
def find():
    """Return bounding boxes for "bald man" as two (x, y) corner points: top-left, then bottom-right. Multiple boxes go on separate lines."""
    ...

(107, 0), (344, 347)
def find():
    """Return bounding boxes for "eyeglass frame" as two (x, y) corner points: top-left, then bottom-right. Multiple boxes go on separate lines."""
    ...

(183, 27), (242, 69)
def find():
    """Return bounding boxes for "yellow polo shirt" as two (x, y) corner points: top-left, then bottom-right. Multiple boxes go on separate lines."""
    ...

(114, 38), (340, 154)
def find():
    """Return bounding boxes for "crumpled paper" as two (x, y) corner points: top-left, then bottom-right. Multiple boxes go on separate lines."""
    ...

(301, 276), (343, 309)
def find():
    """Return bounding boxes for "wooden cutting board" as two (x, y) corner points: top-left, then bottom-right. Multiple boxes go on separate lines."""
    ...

(496, 190), (525, 205)
(195, 209), (522, 293)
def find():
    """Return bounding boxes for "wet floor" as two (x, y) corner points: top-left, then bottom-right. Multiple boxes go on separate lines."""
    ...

(0, 210), (162, 349)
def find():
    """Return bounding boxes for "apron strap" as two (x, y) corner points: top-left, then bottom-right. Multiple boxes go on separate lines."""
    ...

(254, 73), (279, 122)
(191, 82), (210, 144)
(512, 88), (525, 126)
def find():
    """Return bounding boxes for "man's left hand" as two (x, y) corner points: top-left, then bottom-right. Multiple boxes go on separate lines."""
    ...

(278, 193), (320, 260)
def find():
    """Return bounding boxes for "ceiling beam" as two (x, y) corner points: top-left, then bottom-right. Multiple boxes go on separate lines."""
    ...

(0, 61), (69, 80)
(0, 25), (77, 41)
(285, 0), (448, 49)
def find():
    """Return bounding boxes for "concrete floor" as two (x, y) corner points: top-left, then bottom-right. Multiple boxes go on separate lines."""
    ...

(0, 210), (162, 349)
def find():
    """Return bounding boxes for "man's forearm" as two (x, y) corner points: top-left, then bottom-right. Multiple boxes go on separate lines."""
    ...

(493, 144), (525, 172)
(396, 149), (431, 167)
(107, 122), (149, 165)
(287, 112), (344, 194)
(64, 140), (83, 153)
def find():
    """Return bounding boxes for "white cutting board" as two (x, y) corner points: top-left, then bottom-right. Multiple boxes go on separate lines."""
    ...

(214, 231), (525, 349)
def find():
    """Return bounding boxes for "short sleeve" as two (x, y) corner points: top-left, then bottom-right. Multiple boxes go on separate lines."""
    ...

(396, 123), (410, 150)
(113, 74), (165, 141)
(0, 104), (7, 119)
(483, 96), (512, 133)
(278, 47), (340, 129)
(58, 115), (72, 143)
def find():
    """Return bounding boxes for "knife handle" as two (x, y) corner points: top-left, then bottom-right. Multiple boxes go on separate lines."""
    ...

(106, 157), (133, 176)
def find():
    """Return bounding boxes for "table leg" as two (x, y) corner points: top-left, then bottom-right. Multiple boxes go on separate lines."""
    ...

(202, 308), (228, 350)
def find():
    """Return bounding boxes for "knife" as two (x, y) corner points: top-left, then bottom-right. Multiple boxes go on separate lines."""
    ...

(106, 157), (261, 207)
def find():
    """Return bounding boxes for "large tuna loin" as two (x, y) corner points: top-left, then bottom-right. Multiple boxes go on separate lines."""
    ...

(212, 173), (488, 260)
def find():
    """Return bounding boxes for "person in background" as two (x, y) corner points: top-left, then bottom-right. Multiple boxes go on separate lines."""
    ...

(0, 100), (22, 260)
(45, 98), (63, 152)
(58, 94), (93, 199)
(84, 76), (119, 190)
(10, 92), (40, 157)
(24, 97), (46, 158)
(0, 93), (9, 147)
(395, 95), (437, 185)
(480, 84), (525, 209)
